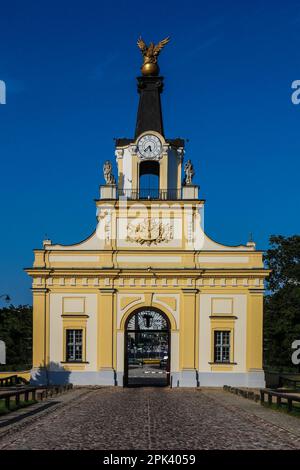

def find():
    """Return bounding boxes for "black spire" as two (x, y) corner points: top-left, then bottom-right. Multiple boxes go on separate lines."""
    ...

(135, 76), (164, 139)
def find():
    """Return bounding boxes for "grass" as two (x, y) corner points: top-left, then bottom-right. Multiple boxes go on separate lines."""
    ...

(0, 399), (37, 415)
(262, 401), (300, 419)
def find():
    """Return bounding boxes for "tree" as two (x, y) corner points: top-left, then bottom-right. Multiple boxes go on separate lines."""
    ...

(264, 235), (300, 291)
(0, 305), (32, 370)
(264, 235), (300, 370)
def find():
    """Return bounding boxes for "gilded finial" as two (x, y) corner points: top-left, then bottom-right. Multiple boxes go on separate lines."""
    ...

(137, 36), (170, 76)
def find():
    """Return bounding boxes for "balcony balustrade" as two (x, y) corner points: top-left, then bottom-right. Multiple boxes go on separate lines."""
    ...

(118, 188), (181, 200)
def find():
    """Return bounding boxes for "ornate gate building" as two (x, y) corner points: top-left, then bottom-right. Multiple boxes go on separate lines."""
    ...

(26, 38), (268, 387)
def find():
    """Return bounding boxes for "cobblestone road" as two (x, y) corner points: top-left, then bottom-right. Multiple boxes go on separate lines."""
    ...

(1, 387), (300, 450)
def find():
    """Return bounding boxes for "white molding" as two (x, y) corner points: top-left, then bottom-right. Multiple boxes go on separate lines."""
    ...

(49, 255), (99, 262)
(117, 255), (182, 263)
(199, 256), (249, 263)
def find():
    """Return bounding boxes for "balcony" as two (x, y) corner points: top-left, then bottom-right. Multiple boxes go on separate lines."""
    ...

(118, 188), (182, 200)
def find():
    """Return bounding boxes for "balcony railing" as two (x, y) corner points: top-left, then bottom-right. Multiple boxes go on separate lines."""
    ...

(118, 188), (182, 200)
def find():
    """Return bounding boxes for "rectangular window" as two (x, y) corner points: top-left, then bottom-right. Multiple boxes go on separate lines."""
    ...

(214, 331), (230, 363)
(66, 329), (83, 362)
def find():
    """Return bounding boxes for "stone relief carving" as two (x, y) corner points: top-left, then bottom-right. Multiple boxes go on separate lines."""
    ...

(126, 218), (173, 246)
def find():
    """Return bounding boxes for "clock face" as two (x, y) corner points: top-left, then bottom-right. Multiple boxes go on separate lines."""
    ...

(137, 134), (162, 159)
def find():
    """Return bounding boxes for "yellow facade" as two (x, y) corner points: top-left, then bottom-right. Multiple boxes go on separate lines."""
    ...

(26, 223), (268, 387)
(26, 55), (268, 388)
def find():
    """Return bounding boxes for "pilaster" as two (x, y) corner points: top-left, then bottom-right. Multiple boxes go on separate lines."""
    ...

(180, 288), (199, 386)
(32, 288), (48, 369)
(246, 289), (264, 370)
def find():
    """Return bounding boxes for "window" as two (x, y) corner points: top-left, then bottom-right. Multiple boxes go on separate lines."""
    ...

(214, 331), (230, 363)
(66, 329), (83, 362)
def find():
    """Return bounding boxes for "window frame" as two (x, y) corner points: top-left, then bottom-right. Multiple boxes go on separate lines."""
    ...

(65, 328), (84, 363)
(214, 330), (231, 364)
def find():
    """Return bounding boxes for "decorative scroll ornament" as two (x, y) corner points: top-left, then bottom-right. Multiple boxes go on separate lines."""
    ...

(126, 218), (173, 246)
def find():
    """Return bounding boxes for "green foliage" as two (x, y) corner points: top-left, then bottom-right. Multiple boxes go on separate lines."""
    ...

(0, 305), (32, 369)
(262, 401), (300, 418)
(264, 235), (300, 292)
(264, 235), (300, 369)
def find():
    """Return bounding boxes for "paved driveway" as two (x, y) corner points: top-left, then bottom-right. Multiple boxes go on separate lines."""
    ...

(1, 387), (300, 450)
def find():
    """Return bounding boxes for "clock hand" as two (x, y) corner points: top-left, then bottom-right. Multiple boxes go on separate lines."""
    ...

(145, 145), (152, 152)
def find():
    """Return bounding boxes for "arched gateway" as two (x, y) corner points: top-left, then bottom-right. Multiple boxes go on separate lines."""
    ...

(124, 308), (170, 387)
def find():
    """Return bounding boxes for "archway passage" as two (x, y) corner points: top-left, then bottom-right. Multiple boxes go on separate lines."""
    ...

(124, 308), (170, 387)
(139, 160), (160, 199)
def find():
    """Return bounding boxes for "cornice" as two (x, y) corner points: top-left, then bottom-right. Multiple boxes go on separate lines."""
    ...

(24, 267), (269, 277)
(181, 288), (199, 294)
(31, 288), (48, 293)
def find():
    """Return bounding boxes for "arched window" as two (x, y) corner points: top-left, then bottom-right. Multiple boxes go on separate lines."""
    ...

(139, 160), (159, 199)
(126, 309), (169, 331)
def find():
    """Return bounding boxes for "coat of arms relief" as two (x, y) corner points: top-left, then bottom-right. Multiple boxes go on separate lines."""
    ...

(126, 218), (173, 246)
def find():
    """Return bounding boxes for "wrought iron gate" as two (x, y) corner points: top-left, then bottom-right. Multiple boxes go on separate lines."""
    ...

(124, 308), (170, 387)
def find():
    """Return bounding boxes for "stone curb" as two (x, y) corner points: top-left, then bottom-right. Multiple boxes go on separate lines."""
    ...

(223, 385), (260, 402)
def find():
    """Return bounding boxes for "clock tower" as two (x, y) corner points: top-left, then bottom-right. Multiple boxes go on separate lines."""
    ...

(114, 72), (191, 202)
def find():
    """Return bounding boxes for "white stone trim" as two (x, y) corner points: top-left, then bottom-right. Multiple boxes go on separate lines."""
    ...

(117, 255), (182, 263)
(49, 255), (99, 262)
(199, 256), (249, 263)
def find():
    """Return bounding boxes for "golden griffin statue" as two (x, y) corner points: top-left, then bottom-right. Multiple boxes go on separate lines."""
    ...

(137, 36), (170, 76)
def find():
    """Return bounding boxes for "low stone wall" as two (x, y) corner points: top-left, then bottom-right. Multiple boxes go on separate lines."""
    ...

(36, 383), (73, 401)
(223, 385), (260, 402)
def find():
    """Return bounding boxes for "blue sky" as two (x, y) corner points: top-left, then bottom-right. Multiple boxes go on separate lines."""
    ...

(0, 0), (300, 305)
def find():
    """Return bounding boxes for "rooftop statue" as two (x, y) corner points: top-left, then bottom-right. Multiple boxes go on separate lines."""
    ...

(137, 36), (170, 76)
(183, 159), (194, 185)
(103, 160), (116, 185)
